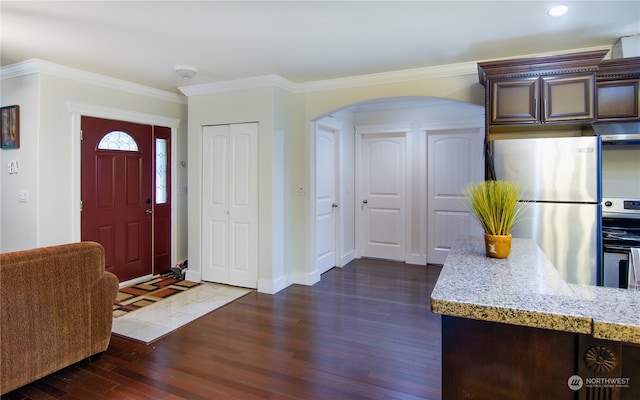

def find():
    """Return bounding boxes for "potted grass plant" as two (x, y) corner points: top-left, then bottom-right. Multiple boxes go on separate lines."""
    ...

(464, 180), (523, 259)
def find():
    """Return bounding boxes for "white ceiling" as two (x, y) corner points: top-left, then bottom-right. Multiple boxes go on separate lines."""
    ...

(1, 1), (639, 95)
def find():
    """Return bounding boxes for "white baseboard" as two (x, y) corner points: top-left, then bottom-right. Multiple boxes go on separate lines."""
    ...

(290, 269), (321, 287)
(257, 275), (289, 295)
(405, 253), (427, 266)
(341, 250), (357, 266)
(119, 274), (154, 288)
(184, 269), (202, 284)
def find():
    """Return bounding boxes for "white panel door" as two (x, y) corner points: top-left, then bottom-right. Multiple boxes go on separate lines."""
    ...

(202, 125), (228, 283)
(202, 123), (258, 288)
(315, 127), (338, 274)
(359, 134), (406, 261)
(427, 129), (484, 264)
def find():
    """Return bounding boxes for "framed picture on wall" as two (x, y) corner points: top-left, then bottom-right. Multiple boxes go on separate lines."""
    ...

(1, 105), (20, 149)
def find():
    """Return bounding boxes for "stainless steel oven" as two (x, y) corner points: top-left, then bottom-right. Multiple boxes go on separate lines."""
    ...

(602, 198), (640, 288)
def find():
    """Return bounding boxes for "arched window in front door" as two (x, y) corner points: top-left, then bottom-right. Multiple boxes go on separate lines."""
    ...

(96, 130), (168, 205)
(97, 130), (139, 151)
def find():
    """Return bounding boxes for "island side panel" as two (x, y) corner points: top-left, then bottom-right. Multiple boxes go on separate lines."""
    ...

(621, 343), (640, 400)
(442, 315), (577, 399)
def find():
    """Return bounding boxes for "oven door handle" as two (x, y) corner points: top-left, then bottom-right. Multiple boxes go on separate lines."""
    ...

(603, 244), (631, 253)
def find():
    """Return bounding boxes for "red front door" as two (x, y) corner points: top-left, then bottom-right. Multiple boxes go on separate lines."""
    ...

(81, 116), (153, 282)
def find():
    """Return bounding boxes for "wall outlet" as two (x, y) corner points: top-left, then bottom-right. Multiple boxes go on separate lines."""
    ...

(18, 190), (29, 203)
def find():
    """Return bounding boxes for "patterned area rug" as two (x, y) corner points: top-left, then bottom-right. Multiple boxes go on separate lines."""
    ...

(112, 282), (252, 343)
(113, 274), (201, 318)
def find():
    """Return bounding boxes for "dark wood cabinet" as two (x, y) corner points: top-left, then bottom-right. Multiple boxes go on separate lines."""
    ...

(442, 316), (640, 400)
(596, 57), (640, 121)
(543, 74), (595, 122)
(597, 79), (639, 120)
(490, 77), (539, 123)
(490, 74), (595, 124)
(479, 50), (608, 130)
(443, 316), (576, 399)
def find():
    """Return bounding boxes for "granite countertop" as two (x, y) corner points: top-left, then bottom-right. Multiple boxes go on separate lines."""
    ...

(430, 235), (640, 344)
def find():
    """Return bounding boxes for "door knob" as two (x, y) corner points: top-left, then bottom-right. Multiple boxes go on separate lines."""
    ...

(146, 209), (153, 215)
(362, 200), (368, 204)
(332, 203), (339, 208)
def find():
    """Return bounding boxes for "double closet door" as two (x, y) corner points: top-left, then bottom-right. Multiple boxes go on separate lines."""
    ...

(201, 123), (259, 288)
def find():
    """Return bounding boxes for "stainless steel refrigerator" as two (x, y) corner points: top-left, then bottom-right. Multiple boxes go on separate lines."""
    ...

(492, 136), (602, 286)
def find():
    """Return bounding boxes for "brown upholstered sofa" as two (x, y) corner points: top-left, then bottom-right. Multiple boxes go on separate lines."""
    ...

(0, 241), (119, 395)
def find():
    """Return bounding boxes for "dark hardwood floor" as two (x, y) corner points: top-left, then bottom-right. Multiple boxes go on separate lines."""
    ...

(2, 259), (443, 400)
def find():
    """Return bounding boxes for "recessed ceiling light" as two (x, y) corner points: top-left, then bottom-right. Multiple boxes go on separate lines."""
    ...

(548, 5), (569, 17)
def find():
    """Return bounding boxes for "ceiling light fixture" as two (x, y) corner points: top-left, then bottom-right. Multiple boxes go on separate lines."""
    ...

(548, 5), (568, 17)
(174, 65), (198, 79)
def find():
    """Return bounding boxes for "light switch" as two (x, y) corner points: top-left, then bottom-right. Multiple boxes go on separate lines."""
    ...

(18, 190), (29, 203)
(7, 160), (19, 174)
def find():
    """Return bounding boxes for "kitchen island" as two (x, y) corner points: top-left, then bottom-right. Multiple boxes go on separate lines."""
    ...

(431, 236), (640, 399)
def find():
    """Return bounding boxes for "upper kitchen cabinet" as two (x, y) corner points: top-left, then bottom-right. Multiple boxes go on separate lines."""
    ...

(595, 57), (640, 121)
(489, 74), (594, 124)
(478, 50), (609, 127)
(488, 77), (539, 123)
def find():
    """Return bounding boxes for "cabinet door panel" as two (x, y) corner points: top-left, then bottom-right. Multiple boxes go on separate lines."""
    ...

(543, 74), (595, 122)
(490, 77), (539, 123)
(597, 79), (640, 120)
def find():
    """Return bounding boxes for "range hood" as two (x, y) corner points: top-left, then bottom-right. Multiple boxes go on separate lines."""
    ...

(589, 36), (640, 144)
(612, 35), (640, 58)
(592, 122), (640, 144)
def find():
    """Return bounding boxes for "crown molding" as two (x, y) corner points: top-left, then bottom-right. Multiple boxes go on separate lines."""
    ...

(1, 59), (186, 105)
(178, 74), (298, 96)
(179, 61), (478, 97)
(300, 61), (479, 93)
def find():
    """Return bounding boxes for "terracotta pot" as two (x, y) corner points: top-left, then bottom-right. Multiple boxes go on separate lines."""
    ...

(484, 233), (512, 259)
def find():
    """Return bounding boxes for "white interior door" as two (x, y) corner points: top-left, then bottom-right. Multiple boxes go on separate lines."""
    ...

(427, 129), (484, 264)
(202, 123), (258, 288)
(359, 134), (406, 261)
(315, 126), (338, 274)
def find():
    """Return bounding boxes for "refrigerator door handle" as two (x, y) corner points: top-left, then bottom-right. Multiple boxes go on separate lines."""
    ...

(485, 142), (496, 181)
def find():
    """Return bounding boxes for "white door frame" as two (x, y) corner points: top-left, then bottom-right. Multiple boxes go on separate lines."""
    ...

(355, 123), (412, 260)
(310, 118), (343, 278)
(68, 102), (180, 268)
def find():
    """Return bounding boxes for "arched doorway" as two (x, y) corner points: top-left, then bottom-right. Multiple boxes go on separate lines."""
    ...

(309, 96), (484, 273)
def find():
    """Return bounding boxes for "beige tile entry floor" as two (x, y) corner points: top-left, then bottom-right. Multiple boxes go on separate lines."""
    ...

(111, 282), (253, 343)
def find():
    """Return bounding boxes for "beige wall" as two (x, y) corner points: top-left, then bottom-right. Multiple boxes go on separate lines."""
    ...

(602, 145), (640, 197)
(186, 87), (280, 290)
(298, 73), (483, 274)
(0, 75), (39, 251)
(303, 73), (483, 121)
(184, 70), (484, 292)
